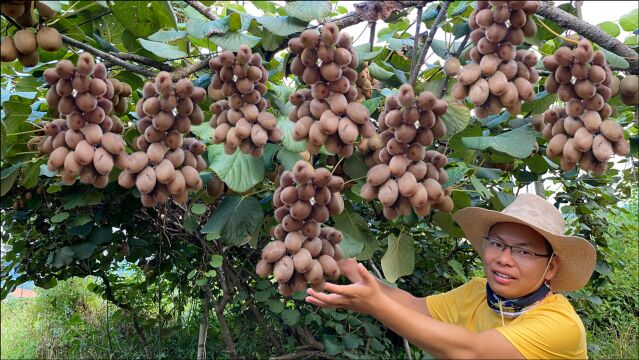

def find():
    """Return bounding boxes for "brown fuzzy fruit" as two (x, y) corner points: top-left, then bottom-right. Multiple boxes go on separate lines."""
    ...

(37, 27), (62, 52)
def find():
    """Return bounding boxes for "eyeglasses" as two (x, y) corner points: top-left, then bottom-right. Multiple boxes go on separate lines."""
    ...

(482, 237), (552, 262)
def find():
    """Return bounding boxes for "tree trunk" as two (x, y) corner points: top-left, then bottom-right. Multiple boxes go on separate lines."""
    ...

(197, 287), (210, 360)
(212, 299), (238, 359)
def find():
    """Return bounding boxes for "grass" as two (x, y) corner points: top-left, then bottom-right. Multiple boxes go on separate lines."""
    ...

(1, 298), (38, 359)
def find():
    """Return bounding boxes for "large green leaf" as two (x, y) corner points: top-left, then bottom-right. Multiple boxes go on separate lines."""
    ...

(207, 144), (265, 192)
(343, 154), (368, 180)
(619, 9), (639, 31)
(148, 30), (188, 42)
(521, 90), (557, 114)
(187, 18), (230, 38)
(89, 226), (113, 245)
(276, 116), (306, 153)
(19, 161), (40, 189)
(601, 49), (629, 69)
(210, 32), (261, 51)
(597, 21), (621, 37)
(286, 1), (332, 22)
(276, 148), (303, 171)
(109, 1), (177, 38)
(257, 16), (307, 36)
(380, 233), (415, 283)
(201, 195), (263, 246)
(332, 203), (373, 258)
(71, 243), (97, 260)
(354, 44), (383, 61)
(139, 39), (187, 59)
(440, 97), (471, 138)
(281, 308), (301, 326)
(1, 162), (22, 196)
(462, 125), (537, 159)
(368, 63), (394, 81)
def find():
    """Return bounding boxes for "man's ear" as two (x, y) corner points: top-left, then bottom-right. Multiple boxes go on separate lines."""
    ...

(545, 255), (559, 281)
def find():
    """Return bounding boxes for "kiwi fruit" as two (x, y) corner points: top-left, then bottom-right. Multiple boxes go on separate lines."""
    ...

(1, 36), (19, 62)
(36, 27), (62, 52)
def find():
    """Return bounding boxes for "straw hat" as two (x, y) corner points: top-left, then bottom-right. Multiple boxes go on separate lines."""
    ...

(453, 193), (596, 292)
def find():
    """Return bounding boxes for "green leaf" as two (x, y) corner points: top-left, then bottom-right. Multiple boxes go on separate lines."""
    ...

(254, 290), (271, 301)
(281, 308), (301, 326)
(89, 226), (112, 245)
(71, 242), (97, 260)
(601, 48), (629, 69)
(332, 203), (373, 258)
(362, 97), (383, 114)
(597, 21), (620, 37)
(448, 259), (468, 282)
(462, 125), (537, 158)
(195, 278), (209, 286)
(187, 269), (197, 279)
(368, 63), (394, 80)
(619, 9), (639, 31)
(148, 30), (188, 42)
(187, 18), (230, 38)
(229, 12), (242, 32)
(286, 1), (332, 22)
(257, 16), (307, 36)
(380, 233), (415, 283)
(139, 39), (187, 59)
(208, 144), (265, 192)
(201, 195), (264, 246)
(343, 154), (368, 180)
(266, 300), (284, 313)
(52, 247), (75, 268)
(276, 116), (307, 153)
(109, 1), (177, 38)
(354, 44), (382, 61)
(72, 214), (93, 226)
(210, 32), (261, 51)
(191, 204), (207, 215)
(343, 333), (360, 350)
(440, 97), (471, 137)
(323, 335), (340, 356)
(210, 255), (223, 267)
(1, 163), (21, 196)
(521, 91), (557, 114)
(277, 148), (303, 171)
(50, 212), (70, 223)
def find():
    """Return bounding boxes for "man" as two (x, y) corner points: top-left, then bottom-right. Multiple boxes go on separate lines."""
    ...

(306, 194), (596, 359)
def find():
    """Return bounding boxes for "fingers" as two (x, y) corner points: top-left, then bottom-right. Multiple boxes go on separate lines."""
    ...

(357, 263), (374, 283)
(306, 288), (347, 306)
(323, 282), (350, 296)
(305, 296), (331, 308)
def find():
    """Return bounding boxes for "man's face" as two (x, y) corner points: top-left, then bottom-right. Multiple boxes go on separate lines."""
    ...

(482, 222), (558, 298)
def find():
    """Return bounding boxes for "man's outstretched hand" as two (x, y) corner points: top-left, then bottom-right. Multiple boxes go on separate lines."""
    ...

(305, 260), (387, 317)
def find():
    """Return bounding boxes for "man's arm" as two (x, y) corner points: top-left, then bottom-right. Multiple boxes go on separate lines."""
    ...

(338, 259), (430, 316)
(308, 263), (522, 359)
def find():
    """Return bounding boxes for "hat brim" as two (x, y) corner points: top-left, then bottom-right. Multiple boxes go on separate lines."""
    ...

(453, 207), (596, 292)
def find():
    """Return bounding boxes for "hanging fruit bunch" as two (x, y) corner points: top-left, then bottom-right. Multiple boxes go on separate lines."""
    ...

(120, 72), (208, 207)
(355, 64), (381, 101)
(619, 75), (638, 106)
(361, 84), (453, 220)
(208, 45), (281, 157)
(37, 53), (128, 189)
(0, 1), (60, 66)
(453, 1), (540, 118)
(287, 22), (376, 157)
(256, 160), (346, 296)
(541, 39), (630, 174)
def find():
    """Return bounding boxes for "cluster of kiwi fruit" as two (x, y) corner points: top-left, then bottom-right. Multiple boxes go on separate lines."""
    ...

(454, 1), (540, 117)
(619, 75), (638, 106)
(541, 39), (631, 174)
(287, 23), (376, 157)
(119, 72), (207, 207)
(208, 45), (279, 157)
(1, 1), (60, 66)
(37, 53), (128, 188)
(44, 53), (131, 123)
(361, 84), (453, 219)
(256, 160), (346, 296)
(355, 64), (380, 100)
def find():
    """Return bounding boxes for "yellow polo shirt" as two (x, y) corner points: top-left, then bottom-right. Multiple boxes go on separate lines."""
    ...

(426, 277), (588, 359)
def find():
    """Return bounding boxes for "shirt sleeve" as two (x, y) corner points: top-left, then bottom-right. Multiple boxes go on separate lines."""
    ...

(425, 278), (483, 325)
(494, 304), (588, 359)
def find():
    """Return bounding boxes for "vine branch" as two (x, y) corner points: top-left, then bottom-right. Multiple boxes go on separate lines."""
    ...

(436, 32), (470, 99)
(409, 1), (451, 86)
(185, 0), (218, 20)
